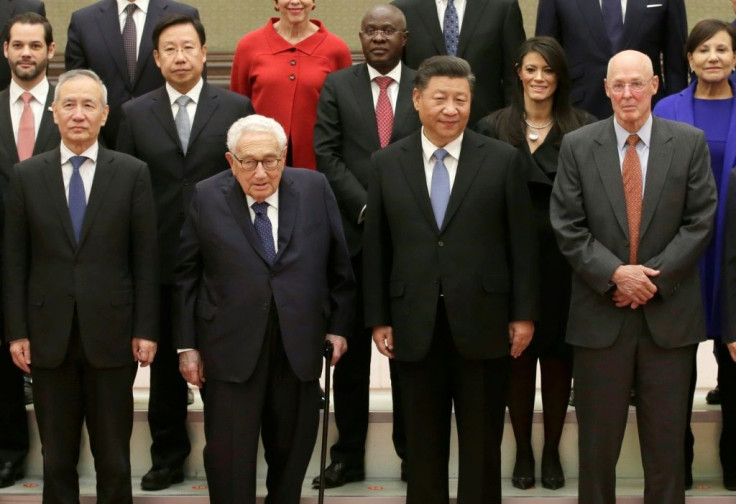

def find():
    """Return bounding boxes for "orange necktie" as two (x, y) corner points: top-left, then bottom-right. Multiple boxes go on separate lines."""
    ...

(622, 134), (642, 264)
(17, 92), (34, 161)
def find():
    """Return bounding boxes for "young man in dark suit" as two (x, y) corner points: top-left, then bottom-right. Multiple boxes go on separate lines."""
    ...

(313, 3), (419, 487)
(4, 68), (159, 504)
(174, 114), (355, 504)
(116, 14), (253, 491)
(65, 0), (200, 148)
(364, 55), (539, 504)
(0, 11), (58, 488)
(0, 0), (45, 91)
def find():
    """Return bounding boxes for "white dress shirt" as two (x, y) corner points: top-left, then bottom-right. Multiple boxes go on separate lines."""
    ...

(9, 78), (49, 144)
(420, 128), (463, 193)
(117, 0), (149, 59)
(60, 141), (99, 204)
(613, 113), (652, 195)
(245, 191), (280, 253)
(367, 62), (402, 114)
(436, 0), (467, 32)
(166, 78), (203, 126)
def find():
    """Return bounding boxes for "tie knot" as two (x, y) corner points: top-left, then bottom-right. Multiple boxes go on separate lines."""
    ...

(69, 156), (87, 171)
(252, 201), (269, 215)
(434, 148), (449, 162)
(374, 76), (393, 90)
(176, 95), (192, 107)
(626, 134), (640, 147)
(20, 92), (33, 105)
(125, 3), (137, 16)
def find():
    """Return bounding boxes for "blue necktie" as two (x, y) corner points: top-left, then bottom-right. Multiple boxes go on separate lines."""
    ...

(430, 149), (451, 228)
(175, 95), (192, 154)
(444, 0), (459, 56)
(601, 0), (624, 52)
(252, 202), (276, 264)
(68, 155), (87, 243)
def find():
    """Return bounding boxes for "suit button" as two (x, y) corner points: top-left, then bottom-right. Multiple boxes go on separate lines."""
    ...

(183, 180), (190, 186)
(290, 59), (296, 66)
(438, 241), (444, 247)
(262, 303), (269, 311)
(177, 149), (184, 157)
(289, 74), (295, 80)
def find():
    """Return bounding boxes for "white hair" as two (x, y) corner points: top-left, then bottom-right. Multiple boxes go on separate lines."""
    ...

(226, 114), (287, 153)
(54, 69), (108, 106)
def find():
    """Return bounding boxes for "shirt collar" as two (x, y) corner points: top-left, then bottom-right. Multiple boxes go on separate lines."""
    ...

(420, 127), (464, 164)
(165, 78), (204, 106)
(117, 0), (148, 16)
(245, 189), (280, 213)
(367, 62), (402, 84)
(60, 141), (99, 165)
(9, 78), (49, 107)
(613, 113), (652, 151)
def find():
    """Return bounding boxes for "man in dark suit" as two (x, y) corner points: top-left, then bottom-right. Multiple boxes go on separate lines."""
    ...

(116, 14), (254, 491)
(0, 11), (58, 489)
(4, 69), (158, 504)
(391, 0), (525, 125)
(536, 0), (688, 119)
(174, 114), (354, 504)
(312, 3), (418, 487)
(364, 55), (538, 504)
(65, 0), (200, 148)
(0, 0), (45, 91)
(550, 50), (717, 504)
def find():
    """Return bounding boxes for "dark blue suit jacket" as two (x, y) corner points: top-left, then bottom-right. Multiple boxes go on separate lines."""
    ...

(173, 168), (355, 383)
(536, 0), (688, 119)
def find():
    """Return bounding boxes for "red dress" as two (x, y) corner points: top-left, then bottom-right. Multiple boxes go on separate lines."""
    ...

(231, 18), (352, 170)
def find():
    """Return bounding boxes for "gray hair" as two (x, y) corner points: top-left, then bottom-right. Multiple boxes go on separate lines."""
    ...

(54, 69), (108, 106)
(226, 114), (287, 153)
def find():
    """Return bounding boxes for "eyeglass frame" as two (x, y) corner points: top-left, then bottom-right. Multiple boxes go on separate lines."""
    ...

(230, 153), (283, 172)
(605, 76), (656, 95)
(359, 27), (409, 38)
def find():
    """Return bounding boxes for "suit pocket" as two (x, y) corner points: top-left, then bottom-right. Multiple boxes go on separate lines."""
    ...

(195, 300), (217, 321)
(28, 286), (44, 307)
(482, 274), (509, 293)
(389, 281), (405, 298)
(111, 290), (133, 306)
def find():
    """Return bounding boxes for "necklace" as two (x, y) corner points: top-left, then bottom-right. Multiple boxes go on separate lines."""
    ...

(524, 117), (553, 141)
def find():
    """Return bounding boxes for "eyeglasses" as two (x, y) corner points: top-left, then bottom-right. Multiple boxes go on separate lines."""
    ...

(360, 27), (407, 38)
(159, 46), (200, 58)
(606, 76), (654, 94)
(231, 154), (282, 172)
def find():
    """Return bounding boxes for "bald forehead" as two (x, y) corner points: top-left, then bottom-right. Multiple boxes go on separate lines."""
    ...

(361, 4), (406, 28)
(607, 51), (654, 80)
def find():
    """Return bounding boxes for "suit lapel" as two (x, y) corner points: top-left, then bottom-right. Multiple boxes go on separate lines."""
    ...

(639, 118), (674, 238)
(416, 0), (446, 55)
(399, 133), (438, 232)
(34, 86), (56, 156)
(442, 133), (482, 230)
(96, 0), (132, 88)
(391, 66), (416, 142)
(593, 120), (630, 238)
(188, 84), (218, 148)
(620, 0), (645, 51)
(224, 175), (272, 265)
(77, 147), (117, 250)
(42, 148), (77, 248)
(351, 65), (381, 149)
(577, 0), (613, 54)
(456, 0), (485, 57)
(150, 87), (181, 147)
(275, 172), (297, 263)
(0, 88), (19, 165)
(136, 0), (165, 88)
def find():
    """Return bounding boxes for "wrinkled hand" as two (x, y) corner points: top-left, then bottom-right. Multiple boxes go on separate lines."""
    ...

(611, 265), (660, 308)
(325, 334), (347, 366)
(9, 339), (31, 373)
(132, 338), (157, 367)
(179, 350), (205, 388)
(509, 320), (534, 358)
(372, 325), (394, 359)
(728, 342), (736, 363)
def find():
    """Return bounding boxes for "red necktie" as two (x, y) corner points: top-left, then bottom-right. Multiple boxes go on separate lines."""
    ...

(17, 92), (35, 161)
(622, 134), (642, 264)
(375, 76), (394, 148)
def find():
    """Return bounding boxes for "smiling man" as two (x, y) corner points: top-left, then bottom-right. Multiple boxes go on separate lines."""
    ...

(313, 3), (419, 487)
(363, 55), (538, 504)
(550, 50), (717, 504)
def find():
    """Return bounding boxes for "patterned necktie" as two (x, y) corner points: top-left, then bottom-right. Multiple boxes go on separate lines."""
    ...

(444, 0), (460, 56)
(175, 95), (192, 154)
(252, 202), (276, 264)
(622, 134), (642, 264)
(122, 3), (138, 84)
(430, 148), (451, 228)
(601, 0), (624, 52)
(374, 76), (394, 148)
(69, 155), (88, 243)
(17, 92), (35, 161)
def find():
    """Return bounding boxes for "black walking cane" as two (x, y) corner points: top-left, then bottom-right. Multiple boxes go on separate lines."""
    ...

(317, 340), (334, 504)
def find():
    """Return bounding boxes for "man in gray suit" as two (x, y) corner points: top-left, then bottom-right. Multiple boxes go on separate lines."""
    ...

(550, 50), (717, 504)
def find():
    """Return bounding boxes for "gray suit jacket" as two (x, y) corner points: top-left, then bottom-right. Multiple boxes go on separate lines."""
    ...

(550, 116), (717, 349)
